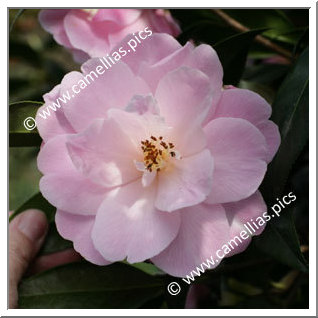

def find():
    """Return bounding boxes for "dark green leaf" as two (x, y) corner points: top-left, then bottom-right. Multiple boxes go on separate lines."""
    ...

(18, 262), (166, 308)
(263, 47), (309, 199)
(238, 80), (275, 104)
(293, 27), (309, 56)
(258, 47), (309, 271)
(242, 63), (289, 85)
(9, 101), (43, 147)
(254, 207), (308, 272)
(213, 29), (267, 85)
(172, 9), (235, 45)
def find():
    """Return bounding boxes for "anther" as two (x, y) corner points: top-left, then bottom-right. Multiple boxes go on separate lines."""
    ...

(140, 136), (180, 172)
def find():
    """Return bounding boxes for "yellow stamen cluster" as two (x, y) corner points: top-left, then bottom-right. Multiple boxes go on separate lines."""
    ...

(141, 136), (176, 172)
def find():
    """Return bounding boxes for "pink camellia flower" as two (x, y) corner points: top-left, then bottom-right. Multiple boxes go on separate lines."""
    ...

(39, 9), (180, 62)
(36, 34), (280, 277)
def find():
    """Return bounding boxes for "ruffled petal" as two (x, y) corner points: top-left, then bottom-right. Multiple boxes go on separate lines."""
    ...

(184, 44), (223, 122)
(55, 209), (110, 265)
(91, 180), (181, 263)
(60, 59), (150, 132)
(115, 33), (182, 75)
(152, 192), (267, 277)
(93, 9), (141, 24)
(155, 149), (213, 212)
(39, 9), (73, 48)
(152, 204), (227, 277)
(155, 67), (213, 156)
(210, 88), (280, 162)
(38, 135), (107, 215)
(64, 10), (110, 56)
(204, 118), (267, 204)
(36, 84), (75, 142)
(66, 118), (141, 187)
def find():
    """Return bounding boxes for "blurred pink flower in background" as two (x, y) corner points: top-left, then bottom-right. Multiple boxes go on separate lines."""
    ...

(39, 9), (180, 62)
(36, 33), (280, 277)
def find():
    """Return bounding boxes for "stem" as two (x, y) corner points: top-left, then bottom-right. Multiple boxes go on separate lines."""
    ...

(211, 9), (293, 60)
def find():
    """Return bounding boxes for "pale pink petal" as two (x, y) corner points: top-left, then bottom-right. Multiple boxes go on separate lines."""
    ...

(106, 10), (180, 50)
(107, 19), (149, 49)
(39, 9), (69, 34)
(40, 173), (107, 216)
(257, 121), (281, 162)
(55, 209), (110, 265)
(223, 190), (268, 257)
(204, 118), (267, 204)
(37, 134), (76, 175)
(155, 67), (213, 156)
(92, 180), (181, 263)
(93, 9), (141, 24)
(184, 44), (223, 122)
(70, 49), (90, 64)
(35, 84), (75, 142)
(60, 59), (150, 132)
(145, 9), (181, 36)
(151, 204), (227, 277)
(155, 67), (212, 127)
(142, 170), (157, 187)
(39, 10), (180, 62)
(64, 10), (110, 56)
(39, 9), (73, 48)
(152, 192), (268, 277)
(66, 118), (141, 187)
(184, 44), (223, 87)
(210, 88), (280, 162)
(125, 94), (159, 115)
(38, 135), (107, 215)
(116, 33), (182, 75)
(138, 42), (194, 92)
(155, 149), (213, 212)
(212, 88), (271, 126)
(107, 108), (169, 149)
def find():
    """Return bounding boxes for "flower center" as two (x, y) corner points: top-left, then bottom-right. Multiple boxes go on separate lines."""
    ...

(140, 136), (179, 172)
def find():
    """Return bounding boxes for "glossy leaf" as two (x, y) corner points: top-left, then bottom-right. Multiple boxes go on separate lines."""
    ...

(213, 29), (266, 85)
(254, 207), (308, 272)
(263, 47), (309, 199)
(18, 262), (166, 308)
(257, 47), (309, 271)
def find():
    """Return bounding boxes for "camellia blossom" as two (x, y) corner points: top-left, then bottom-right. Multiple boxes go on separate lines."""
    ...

(39, 9), (180, 62)
(36, 33), (280, 277)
